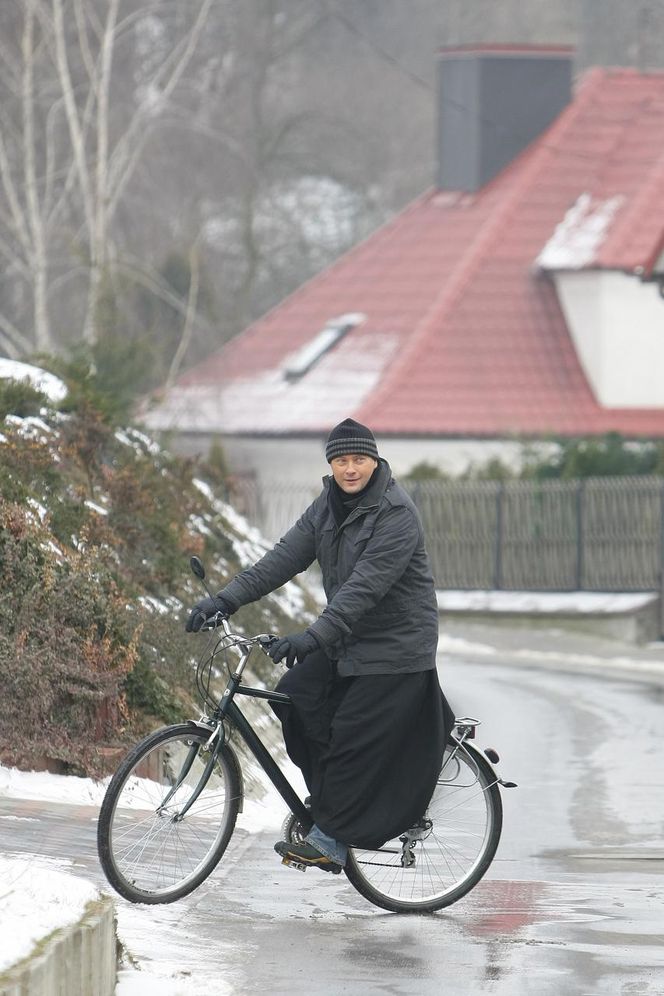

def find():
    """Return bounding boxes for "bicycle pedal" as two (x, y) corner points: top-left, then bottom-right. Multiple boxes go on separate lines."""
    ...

(281, 857), (307, 873)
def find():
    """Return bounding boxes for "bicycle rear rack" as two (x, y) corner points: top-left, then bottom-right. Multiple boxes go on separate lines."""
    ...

(454, 716), (480, 740)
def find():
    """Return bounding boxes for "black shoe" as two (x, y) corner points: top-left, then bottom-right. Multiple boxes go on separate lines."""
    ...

(274, 840), (343, 874)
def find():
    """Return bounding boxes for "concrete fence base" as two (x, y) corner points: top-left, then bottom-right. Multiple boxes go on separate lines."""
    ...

(437, 591), (662, 644)
(0, 896), (117, 996)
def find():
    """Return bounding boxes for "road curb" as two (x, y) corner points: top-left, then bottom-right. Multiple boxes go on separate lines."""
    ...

(0, 895), (117, 996)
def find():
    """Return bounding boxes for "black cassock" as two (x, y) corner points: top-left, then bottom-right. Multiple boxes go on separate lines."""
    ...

(271, 650), (455, 850)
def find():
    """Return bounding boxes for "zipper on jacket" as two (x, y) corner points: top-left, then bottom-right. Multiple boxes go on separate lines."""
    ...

(337, 502), (379, 533)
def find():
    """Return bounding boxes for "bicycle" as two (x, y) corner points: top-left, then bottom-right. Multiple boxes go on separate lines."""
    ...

(97, 558), (517, 914)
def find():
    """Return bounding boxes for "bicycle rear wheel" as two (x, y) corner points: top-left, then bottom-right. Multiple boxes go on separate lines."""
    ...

(97, 723), (241, 904)
(344, 740), (502, 913)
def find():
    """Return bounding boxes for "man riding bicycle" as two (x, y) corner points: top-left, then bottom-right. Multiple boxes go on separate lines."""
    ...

(186, 418), (454, 873)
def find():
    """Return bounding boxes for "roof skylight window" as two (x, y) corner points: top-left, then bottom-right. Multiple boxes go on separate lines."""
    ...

(283, 313), (365, 381)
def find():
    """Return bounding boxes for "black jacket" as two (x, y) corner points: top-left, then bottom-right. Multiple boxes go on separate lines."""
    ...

(221, 460), (439, 676)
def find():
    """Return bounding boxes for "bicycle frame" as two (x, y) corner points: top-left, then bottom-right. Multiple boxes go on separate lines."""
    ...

(97, 601), (519, 912)
(190, 618), (313, 831)
(182, 618), (515, 842)
(225, 698), (312, 830)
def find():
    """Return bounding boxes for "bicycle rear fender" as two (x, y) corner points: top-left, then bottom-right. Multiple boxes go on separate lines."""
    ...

(452, 737), (517, 790)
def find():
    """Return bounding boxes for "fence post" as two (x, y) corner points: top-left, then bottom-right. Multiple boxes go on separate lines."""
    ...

(494, 482), (504, 590)
(575, 479), (585, 590)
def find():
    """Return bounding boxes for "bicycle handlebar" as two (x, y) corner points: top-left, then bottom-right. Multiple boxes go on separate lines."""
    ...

(201, 613), (279, 652)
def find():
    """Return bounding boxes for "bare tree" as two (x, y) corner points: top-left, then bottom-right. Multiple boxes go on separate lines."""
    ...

(0, 0), (213, 356)
(0, 0), (584, 379)
(0, 3), (50, 356)
(188, 0), (390, 339)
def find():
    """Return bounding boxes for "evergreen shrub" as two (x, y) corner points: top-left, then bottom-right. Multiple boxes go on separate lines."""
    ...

(0, 384), (315, 775)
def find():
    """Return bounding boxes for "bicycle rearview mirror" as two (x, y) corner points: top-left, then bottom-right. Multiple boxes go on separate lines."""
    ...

(190, 556), (206, 580)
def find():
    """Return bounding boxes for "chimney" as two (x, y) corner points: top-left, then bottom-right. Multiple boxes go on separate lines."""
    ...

(437, 45), (574, 193)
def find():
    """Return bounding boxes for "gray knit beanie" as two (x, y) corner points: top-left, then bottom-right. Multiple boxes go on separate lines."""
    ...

(325, 418), (379, 463)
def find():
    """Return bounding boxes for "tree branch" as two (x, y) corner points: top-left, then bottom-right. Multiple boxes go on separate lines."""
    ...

(94, 0), (120, 263)
(107, 0), (213, 210)
(0, 32), (22, 91)
(44, 81), (96, 228)
(166, 241), (200, 389)
(51, 0), (94, 240)
(73, 0), (98, 88)
(22, 4), (43, 243)
(114, 254), (216, 336)
(0, 309), (33, 358)
(0, 121), (31, 254)
(0, 234), (30, 276)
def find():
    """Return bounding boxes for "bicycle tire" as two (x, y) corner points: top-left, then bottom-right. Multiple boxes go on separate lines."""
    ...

(344, 740), (502, 913)
(97, 723), (242, 904)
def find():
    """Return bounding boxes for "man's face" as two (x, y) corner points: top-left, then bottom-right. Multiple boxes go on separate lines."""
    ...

(330, 453), (378, 494)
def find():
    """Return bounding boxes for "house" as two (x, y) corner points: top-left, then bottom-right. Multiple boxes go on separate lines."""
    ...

(143, 46), (664, 490)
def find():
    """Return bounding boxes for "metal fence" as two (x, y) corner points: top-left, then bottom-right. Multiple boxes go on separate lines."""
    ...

(231, 475), (664, 593)
(406, 476), (664, 592)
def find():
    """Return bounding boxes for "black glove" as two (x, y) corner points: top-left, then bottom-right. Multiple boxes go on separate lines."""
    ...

(268, 630), (319, 668)
(185, 594), (234, 633)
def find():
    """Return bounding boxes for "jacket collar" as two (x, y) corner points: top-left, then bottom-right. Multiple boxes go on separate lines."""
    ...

(322, 459), (392, 530)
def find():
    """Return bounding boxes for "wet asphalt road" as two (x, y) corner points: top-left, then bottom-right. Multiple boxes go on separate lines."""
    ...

(2, 658), (664, 995)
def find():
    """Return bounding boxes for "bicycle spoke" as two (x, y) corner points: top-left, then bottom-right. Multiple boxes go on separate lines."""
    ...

(345, 742), (502, 911)
(99, 727), (240, 902)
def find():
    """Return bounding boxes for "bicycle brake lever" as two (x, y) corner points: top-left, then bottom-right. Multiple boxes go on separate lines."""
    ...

(257, 634), (279, 649)
(201, 612), (227, 631)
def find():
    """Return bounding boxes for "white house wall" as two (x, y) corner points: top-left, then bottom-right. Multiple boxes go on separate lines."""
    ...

(169, 433), (553, 540)
(173, 432), (529, 484)
(554, 270), (664, 407)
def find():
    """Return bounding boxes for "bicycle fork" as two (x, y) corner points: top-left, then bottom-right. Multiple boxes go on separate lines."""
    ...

(158, 722), (225, 822)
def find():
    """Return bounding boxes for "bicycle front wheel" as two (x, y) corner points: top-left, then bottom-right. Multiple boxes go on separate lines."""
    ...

(97, 723), (242, 904)
(344, 740), (502, 913)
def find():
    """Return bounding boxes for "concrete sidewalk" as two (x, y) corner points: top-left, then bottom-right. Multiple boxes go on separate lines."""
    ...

(438, 618), (664, 686)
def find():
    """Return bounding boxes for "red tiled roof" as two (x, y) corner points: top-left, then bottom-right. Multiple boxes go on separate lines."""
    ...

(170, 68), (664, 438)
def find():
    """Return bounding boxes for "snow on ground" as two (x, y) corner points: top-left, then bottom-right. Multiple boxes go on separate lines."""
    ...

(437, 631), (664, 680)
(85, 498), (108, 516)
(191, 476), (319, 622)
(436, 589), (658, 614)
(237, 754), (307, 834)
(0, 846), (223, 995)
(0, 757), (300, 994)
(1, 617), (661, 990)
(438, 633), (497, 657)
(0, 855), (98, 973)
(114, 428), (161, 457)
(0, 765), (109, 806)
(137, 594), (183, 615)
(271, 576), (318, 622)
(4, 413), (55, 443)
(0, 359), (67, 404)
(0, 759), (296, 830)
(192, 480), (265, 546)
(115, 903), (233, 996)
